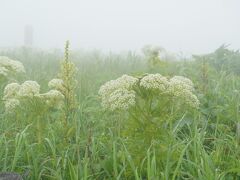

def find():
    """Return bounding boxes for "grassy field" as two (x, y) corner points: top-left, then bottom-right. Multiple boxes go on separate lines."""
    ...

(1, 45), (240, 179)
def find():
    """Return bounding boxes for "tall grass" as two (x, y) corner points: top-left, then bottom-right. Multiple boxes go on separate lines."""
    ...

(1, 47), (240, 179)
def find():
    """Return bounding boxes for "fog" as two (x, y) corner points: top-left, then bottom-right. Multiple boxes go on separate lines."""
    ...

(1, 0), (239, 54)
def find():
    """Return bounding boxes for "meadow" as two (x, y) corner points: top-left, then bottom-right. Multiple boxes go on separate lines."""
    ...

(1, 44), (240, 179)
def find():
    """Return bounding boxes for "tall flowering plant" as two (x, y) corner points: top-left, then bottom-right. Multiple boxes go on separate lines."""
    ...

(59, 41), (78, 123)
(0, 56), (26, 109)
(2, 80), (65, 142)
(99, 73), (200, 166)
(0, 56), (25, 83)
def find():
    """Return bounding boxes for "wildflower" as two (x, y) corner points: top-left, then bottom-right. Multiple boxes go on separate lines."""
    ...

(140, 73), (169, 92)
(57, 40), (79, 122)
(99, 74), (138, 97)
(3, 80), (67, 113)
(3, 83), (21, 100)
(99, 75), (138, 111)
(18, 81), (40, 97)
(0, 66), (9, 77)
(0, 56), (25, 74)
(3, 81), (40, 113)
(99, 74), (200, 111)
(170, 76), (194, 91)
(48, 78), (64, 91)
(4, 98), (20, 113)
(102, 88), (136, 111)
(169, 76), (199, 108)
(186, 93), (200, 108)
(117, 75), (139, 88)
(40, 90), (64, 109)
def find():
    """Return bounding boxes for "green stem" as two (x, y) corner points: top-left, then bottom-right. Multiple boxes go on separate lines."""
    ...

(37, 117), (41, 143)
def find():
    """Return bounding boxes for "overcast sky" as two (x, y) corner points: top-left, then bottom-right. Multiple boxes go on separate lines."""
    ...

(0, 0), (239, 54)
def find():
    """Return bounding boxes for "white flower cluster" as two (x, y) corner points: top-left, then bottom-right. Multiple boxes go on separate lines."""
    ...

(4, 98), (20, 113)
(0, 56), (25, 78)
(99, 74), (200, 111)
(3, 83), (21, 99)
(169, 76), (199, 108)
(3, 81), (40, 99)
(48, 78), (64, 91)
(99, 75), (138, 111)
(40, 90), (64, 109)
(3, 80), (65, 113)
(0, 66), (9, 77)
(18, 81), (40, 97)
(170, 76), (194, 91)
(99, 75), (138, 96)
(3, 81), (40, 112)
(140, 74), (199, 108)
(105, 89), (136, 111)
(47, 78), (65, 108)
(140, 74), (169, 92)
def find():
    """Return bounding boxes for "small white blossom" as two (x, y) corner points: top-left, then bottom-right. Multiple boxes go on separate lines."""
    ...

(140, 73), (169, 92)
(18, 81), (40, 97)
(102, 88), (136, 111)
(186, 93), (200, 108)
(41, 89), (64, 100)
(169, 76), (194, 93)
(99, 74), (138, 97)
(174, 89), (200, 108)
(4, 98), (20, 113)
(99, 74), (138, 111)
(3, 80), (67, 112)
(117, 75), (139, 88)
(3, 83), (21, 100)
(8, 60), (25, 74)
(169, 76), (199, 108)
(48, 78), (64, 91)
(0, 66), (9, 77)
(40, 90), (64, 109)
(3, 81), (39, 113)
(99, 74), (200, 111)
(0, 56), (25, 74)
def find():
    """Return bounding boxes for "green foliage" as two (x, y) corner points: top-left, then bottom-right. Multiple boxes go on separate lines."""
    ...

(119, 77), (197, 177)
(194, 44), (240, 75)
(0, 45), (240, 179)
(59, 41), (78, 123)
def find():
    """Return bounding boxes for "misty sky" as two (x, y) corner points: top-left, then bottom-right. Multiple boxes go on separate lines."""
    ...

(0, 0), (239, 54)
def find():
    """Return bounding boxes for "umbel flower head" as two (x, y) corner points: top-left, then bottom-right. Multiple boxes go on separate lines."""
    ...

(3, 83), (21, 100)
(40, 90), (65, 109)
(0, 56), (25, 77)
(99, 74), (200, 111)
(99, 75), (138, 97)
(102, 88), (136, 111)
(4, 98), (20, 113)
(48, 78), (64, 91)
(3, 81), (40, 99)
(140, 73), (169, 92)
(168, 76), (199, 108)
(99, 75), (138, 111)
(0, 66), (9, 77)
(3, 81), (40, 112)
(18, 81), (40, 97)
(169, 76), (194, 92)
(3, 80), (65, 113)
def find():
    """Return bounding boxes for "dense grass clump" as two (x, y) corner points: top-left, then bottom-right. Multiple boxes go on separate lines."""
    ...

(1, 45), (240, 179)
